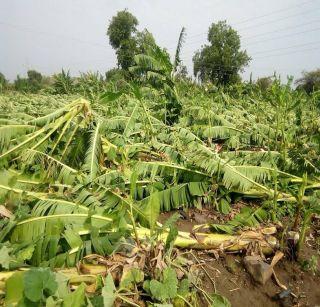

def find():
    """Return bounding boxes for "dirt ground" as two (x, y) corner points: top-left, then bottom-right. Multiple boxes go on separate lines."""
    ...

(159, 209), (320, 307)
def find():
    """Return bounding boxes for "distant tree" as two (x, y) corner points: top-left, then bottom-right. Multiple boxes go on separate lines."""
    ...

(256, 76), (273, 92)
(107, 10), (138, 49)
(27, 70), (42, 83)
(14, 75), (30, 92)
(0, 72), (8, 92)
(296, 69), (320, 94)
(105, 68), (126, 81)
(13, 70), (43, 93)
(193, 21), (251, 85)
(135, 29), (156, 54)
(27, 70), (43, 92)
(107, 10), (138, 70)
(107, 10), (155, 71)
(41, 75), (54, 90)
(115, 38), (138, 71)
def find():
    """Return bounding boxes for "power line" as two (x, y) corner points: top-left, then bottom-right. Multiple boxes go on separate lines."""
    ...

(168, 5), (320, 51)
(246, 26), (320, 46)
(179, 26), (320, 58)
(188, 45), (318, 63)
(182, 39), (320, 58)
(232, 0), (316, 26)
(238, 7), (320, 32)
(0, 21), (109, 49)
(250, 40), (320, 56)
(186, 0), (317, 41)
(254, 46), (319, 59)
(169, 21), (320, 52)
(242, 19), (320, 40)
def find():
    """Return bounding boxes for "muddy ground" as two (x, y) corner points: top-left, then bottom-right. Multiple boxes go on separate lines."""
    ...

(159, 208), (320, 307)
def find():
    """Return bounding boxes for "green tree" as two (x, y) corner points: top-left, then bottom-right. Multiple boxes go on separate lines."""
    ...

(14, 75), (30, 92)
(0, 73), (8, 93)
(115, 38), (138, 70)
(135, 29), (155, 55)
(296, 68), (320, 94)
(105, 68), (126, 81)
(193, 21), (251, 85)
(107, 10), (155, 71)
(13, 70), (43, 93)
(27, 70), (43, 92)
(107, 10), (138, 70)
(256, 76), (273, 92)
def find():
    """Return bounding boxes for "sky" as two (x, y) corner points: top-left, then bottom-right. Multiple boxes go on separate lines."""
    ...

(0, 0), (319, 81)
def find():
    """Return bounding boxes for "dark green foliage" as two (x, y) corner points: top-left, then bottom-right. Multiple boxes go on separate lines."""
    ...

(14, 75), (31, 92)
(116, 37), (138, 70)
(193, 21), (251, 85)
(107, 9), (138, 49)
(0, 72), (8, 92)
(296, 68), (320, 94)
(256, 76), (273, 92)
(107, 10), (156, 71)
(107, 10), (138, 70)
(135, 29), (156, 55)
(27, 70), (43, 92)
(14, 70), (43, 93)
(105, 68), (126, 82)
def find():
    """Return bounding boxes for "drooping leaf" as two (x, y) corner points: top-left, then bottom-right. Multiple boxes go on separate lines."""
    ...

(217, 198), (231, 215)
(84, 122), (103, 182)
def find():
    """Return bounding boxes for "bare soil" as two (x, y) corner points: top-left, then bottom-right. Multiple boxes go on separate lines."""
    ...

(159, 209), (320, 307)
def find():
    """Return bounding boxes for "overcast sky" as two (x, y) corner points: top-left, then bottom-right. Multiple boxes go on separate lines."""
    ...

(0, 0), (319, 81)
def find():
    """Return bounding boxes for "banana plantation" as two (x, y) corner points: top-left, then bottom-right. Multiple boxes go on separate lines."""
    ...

(0, 70), (319, 306)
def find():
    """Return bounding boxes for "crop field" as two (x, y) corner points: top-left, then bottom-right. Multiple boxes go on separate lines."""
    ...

(1, 4), (320, 306)
(0, 78), (319, 306)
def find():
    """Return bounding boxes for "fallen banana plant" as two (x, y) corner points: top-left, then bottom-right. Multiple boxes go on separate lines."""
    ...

(0, 225), (275, 306)
(136, 227), (277, 254)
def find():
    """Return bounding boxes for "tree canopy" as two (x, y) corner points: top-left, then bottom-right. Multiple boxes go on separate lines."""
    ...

(193, 21), (251, 85)
(107, 10), (155, 71)
(14, 70), (43, 93)
(0, 72), (8, 92)
(256, 76), (273, 92)
(296, 68), (320, 94)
